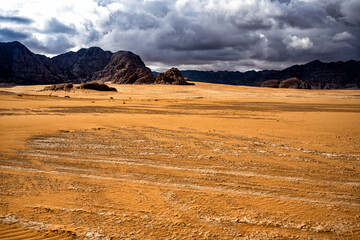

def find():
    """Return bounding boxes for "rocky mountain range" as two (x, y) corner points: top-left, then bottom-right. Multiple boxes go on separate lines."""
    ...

(181, 60), (360, 89)
(1, 41), (359, 89)
(0, 41), (187, 85)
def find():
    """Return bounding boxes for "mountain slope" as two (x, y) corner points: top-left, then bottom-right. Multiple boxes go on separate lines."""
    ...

(0, 41), (65, 84)
(52, 47), (112, 82)
(0, 41), (154, 85)
(93, 51), (154, 84)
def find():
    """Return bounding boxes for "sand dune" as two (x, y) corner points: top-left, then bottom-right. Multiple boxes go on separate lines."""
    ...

(0, 83), (359, 239)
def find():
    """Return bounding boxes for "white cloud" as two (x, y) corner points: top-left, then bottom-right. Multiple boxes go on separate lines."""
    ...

(333, 32), (354, 41)
(285, 36), (314, 50)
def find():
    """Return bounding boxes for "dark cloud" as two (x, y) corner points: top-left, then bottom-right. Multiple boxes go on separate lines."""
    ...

(0, 28), (30, 41)
(341, 0), (360, 26)
(325, 2), (344, 21)
(107, 11), (159, 31)
(276, 1), (328, 29)
(25, 35), (75, 54)
(44, 18), (77, 35)
(83, 21), (101, 43)
(0, 15), (33, 24)
(1, 0), (359, 71)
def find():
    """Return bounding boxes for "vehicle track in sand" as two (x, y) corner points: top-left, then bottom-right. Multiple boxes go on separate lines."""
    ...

(0, 84), (359, 239)
(1, 125), (359, 239)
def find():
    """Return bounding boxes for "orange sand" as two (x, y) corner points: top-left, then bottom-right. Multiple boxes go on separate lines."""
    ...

(0, 83), (359, 239)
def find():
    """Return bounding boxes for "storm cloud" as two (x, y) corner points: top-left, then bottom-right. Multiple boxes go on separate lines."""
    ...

(0, 0), (359, 71)
(0, 15), (33, 24)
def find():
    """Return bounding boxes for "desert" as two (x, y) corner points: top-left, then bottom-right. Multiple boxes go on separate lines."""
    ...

(1, 1), (360, 239)
(0, 82), (359, 239)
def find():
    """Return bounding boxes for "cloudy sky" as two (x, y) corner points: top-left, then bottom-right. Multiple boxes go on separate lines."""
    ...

(0, 0), (359, 71)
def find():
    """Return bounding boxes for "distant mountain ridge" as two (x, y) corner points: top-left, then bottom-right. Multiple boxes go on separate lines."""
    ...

(1, 41), (359, 88)
(181, 60), (360, 89)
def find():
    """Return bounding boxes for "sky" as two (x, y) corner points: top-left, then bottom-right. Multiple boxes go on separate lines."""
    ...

(0, 0), (359, 72)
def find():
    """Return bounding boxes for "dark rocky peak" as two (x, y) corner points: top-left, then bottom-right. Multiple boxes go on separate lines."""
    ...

(76, 47), (111, 57)
(0, 41), (65, 84)
(0, 41), (31, 54)
(52, 46), (113, 82)
(93, 51), (155, 84)
(0, 41), (35, 64)
(305, 59), (323, 66)
(109, 51), (148, 69)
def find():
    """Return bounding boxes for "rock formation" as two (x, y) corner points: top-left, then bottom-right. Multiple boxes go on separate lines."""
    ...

(260, 80), (280, 88)
(155, 68), (194, 85)
(77, 82), (117, 91)
(279, 77), (311, 89)
(93, 51), (154, 84)
(260, 78), (311, 89)
(279, 78), (311, 89)
(43, 83), (73, 91)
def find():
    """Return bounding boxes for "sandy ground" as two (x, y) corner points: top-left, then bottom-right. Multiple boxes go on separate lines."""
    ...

(0, 82), (359, 239)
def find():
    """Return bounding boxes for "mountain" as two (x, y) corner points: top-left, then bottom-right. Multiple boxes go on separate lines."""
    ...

(0, 41), (154, 84)
(93, 51), (154, 84)
(52, 47), (112, 82)
(257, 60), (360, 89)
(181, 60), (360, 89)
(0, 41), (65, 84)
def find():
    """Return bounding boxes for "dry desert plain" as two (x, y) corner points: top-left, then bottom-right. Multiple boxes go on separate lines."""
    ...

(0, 82), (359, 239)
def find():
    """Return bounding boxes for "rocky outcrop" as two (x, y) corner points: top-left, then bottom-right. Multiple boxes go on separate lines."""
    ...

(278, 78), (311, 89)
(260, 78), (311, 89)
(0, 41), (65, 84)
(93, 51), (154, 84)
(43, 83), (73, 91)
(155, 68), (194, 85)
(43, 82), (116, 91)
(260, 80), (280, 88)
(52, 47), (112, 82)
(77, 82), (117, 91)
